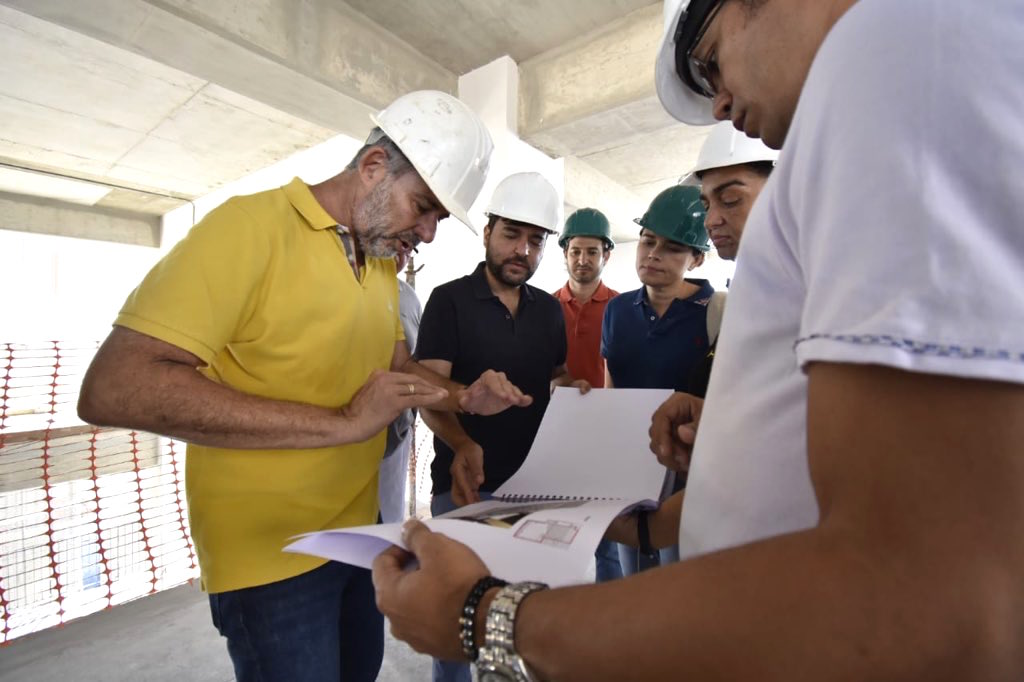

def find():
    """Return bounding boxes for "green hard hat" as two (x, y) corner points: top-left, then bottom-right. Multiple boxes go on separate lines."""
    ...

(558, 208), (615, 250)
(635, 185), (710, 252)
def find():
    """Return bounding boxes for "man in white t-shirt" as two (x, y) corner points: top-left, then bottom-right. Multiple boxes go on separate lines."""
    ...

(371, 1), (1024, 679)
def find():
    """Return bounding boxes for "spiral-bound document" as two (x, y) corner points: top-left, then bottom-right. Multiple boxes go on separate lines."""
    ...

(285, 387), (676, 586)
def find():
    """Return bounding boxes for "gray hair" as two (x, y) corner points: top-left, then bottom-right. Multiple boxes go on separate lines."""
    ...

(346, 127), (415, 177)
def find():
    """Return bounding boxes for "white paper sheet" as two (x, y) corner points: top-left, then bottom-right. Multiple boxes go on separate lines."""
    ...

(495, 387), (674, 501)
(284, 498), (642, 587)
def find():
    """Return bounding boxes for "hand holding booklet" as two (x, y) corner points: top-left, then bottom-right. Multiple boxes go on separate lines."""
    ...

(284, 387), (674, 586)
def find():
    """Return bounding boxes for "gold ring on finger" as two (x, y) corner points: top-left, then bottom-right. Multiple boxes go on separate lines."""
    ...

(408, 383), (415, 395)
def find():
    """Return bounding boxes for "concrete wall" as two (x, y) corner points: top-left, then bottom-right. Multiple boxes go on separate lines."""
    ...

(0, 134), (365, 343)
(0, 229), (161, 341)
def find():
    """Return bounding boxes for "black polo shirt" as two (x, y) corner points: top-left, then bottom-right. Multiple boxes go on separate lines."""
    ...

(415, 262), (567, 494)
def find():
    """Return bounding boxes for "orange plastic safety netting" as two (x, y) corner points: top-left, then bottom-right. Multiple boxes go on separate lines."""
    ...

(0, 342), (198, 644)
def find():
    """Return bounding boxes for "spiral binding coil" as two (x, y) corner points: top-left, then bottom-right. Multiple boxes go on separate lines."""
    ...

(495, 493), (619, 503)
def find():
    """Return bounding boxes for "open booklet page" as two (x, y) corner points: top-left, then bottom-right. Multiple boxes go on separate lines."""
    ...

(284, 387), (674, 586)
(496, 387), (674, 501)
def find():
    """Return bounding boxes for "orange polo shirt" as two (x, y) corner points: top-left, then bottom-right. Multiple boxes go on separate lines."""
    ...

(553, 281), (618, 388)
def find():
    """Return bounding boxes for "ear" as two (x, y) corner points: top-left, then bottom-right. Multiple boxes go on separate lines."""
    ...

(602, 249), (612, 264)
(357, 147), (391, 188)
(483, 224), (492, 249)
(690, 252), (706, 270)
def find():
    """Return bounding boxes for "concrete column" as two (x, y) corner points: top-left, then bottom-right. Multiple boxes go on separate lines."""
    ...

(562, 156), (646, 240)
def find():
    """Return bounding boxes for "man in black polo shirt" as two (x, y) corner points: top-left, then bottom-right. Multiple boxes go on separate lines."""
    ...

(414, 171), (588, 682)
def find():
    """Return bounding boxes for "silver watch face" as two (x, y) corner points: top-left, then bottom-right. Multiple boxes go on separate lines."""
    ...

(476, 651), (530, 682)
(478, 669), (516, 682)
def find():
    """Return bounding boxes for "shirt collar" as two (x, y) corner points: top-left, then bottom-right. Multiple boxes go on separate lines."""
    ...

(283, 177), (337, 231)
(591, 282), (615, 302)
(633, 279), (716, 307)
(557, 281), (614, 304)
(687, 278), (716, 305)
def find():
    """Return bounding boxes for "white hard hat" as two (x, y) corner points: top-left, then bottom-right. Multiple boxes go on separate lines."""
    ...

(679, 121), (780, 185)
(655, 0), (719, 125)
(485, 172), (561, 233)
(372, 90), (494, 234)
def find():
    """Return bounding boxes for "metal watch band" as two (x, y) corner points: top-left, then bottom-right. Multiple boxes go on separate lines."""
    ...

(476, 581), (548, 682)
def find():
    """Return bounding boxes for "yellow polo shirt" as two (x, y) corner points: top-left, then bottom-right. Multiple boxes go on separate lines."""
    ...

(116, 178), (403, 593)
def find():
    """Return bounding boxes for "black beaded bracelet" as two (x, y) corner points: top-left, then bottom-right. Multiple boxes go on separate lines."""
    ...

(459, 576), (508, 661)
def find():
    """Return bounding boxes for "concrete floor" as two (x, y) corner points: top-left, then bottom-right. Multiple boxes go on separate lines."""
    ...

(0, 582), (433, 682)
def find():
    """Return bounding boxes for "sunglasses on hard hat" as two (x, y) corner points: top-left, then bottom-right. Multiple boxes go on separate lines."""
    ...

(673, 0), (726, 99)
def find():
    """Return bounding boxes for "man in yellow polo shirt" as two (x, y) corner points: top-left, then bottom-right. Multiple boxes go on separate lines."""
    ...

(77, 91), (527, 682)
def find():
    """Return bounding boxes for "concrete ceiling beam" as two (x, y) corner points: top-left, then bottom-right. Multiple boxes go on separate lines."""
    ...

(1, 0), (457, 141)
(0, 192), (162, 247)
(518, 3), (678, 159)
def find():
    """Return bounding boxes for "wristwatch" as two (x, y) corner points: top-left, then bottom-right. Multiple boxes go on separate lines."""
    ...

(475, 581), (548, 682)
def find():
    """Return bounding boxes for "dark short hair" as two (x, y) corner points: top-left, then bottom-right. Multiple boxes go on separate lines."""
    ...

(697, 159), (775, 182)
(486, 214), (549, 233)
(562, 236), (612, 255)
(346, 127), (414, 177)
(745, 160), (775, 178)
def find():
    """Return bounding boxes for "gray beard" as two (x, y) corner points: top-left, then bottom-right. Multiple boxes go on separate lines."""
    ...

(354, 177), (404, 259)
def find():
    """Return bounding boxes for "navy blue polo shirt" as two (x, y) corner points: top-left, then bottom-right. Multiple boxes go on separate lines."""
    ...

(601, 279), (715, 391)
(414, 262), (567, 495)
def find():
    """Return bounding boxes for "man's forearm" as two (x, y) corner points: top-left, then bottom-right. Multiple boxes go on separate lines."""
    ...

(403, 359), (466, 412)
(605, 492), (683, 549)
(651, 491), (683, 549)
(420, 407), (473, 450)
(515, 526), (1011, 681)
(81, 357), (359, 449)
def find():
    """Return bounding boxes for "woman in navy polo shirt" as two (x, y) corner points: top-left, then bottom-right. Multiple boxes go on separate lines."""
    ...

(601, 184), (716, 576)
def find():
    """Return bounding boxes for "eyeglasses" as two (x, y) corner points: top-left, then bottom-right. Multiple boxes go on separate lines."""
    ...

(676, 1), (725, 98)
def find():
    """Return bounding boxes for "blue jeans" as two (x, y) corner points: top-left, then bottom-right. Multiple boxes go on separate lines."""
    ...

(617, 543), (681, 577)
(595, 538), (624, 582)
(209, 561), (383, 682)
(429, 491), (494, 682)
(379, 434), (411, 523)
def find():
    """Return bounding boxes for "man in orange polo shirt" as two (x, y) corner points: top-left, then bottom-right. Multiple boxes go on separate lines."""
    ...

(553, 209), (618, 389)
(552, 207), (621, 581)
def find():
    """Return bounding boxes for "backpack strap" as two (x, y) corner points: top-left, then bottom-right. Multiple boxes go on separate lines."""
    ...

(706, 291), (728, 345)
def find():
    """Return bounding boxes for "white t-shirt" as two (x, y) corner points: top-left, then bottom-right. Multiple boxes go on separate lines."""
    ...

(679, 0), (1024, 557)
